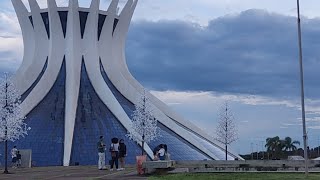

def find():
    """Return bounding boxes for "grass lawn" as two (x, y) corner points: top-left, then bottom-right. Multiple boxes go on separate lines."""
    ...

(149, 173), (320, 180)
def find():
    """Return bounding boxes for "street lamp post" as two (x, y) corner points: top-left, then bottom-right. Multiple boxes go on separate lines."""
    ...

(260, 141), (265, 160)
(3, 75), (9, 174)
(296, 0), (308, 174)
(256, 144), (259, 160)
(251, 143), (253, 160)
(318, 136), (320, 157)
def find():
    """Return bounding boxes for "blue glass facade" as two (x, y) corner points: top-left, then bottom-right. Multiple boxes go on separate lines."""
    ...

(149, 123), (210, 160)
(168, 117), (235, 160)
(0, 60), (216, 167)
(69, 61), (142, 165)
(58, 11), (68, 38)
(40, 12), (50, 38)
(0, 62), (66, 166)
(30, 11), (119, 40)
(188, 131), (233, 160)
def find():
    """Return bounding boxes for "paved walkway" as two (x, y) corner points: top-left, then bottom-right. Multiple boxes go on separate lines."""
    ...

(0, 166), (148, 180)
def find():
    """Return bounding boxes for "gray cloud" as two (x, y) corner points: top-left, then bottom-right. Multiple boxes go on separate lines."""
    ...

(1, 9), (320, 100)
(126, 9), (320, 99)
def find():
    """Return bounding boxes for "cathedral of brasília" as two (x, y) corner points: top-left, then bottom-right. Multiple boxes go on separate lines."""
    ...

(2, 0), (243, 166)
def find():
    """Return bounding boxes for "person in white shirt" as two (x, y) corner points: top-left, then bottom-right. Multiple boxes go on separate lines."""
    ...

(109, 138), (120, 171)
(97, 136), (107, 170)
(11, 146), (18, 168)
(158, 145), (166, 160)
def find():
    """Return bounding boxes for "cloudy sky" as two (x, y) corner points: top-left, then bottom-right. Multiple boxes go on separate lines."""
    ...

(1, 0), (320, 155)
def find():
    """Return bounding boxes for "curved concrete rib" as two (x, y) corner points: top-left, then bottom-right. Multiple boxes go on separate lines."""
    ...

(11, 0), (35, 93)
(113, 0), (134, 76)
(63, 0), (82, 166)
(98, 0), (117, 55)
(105, 0), (119, 15)
(84, 0), (154, 159)
(15, 0), (50, 95)
(99, 0), (138, 101)
(20, 0), (65, 117)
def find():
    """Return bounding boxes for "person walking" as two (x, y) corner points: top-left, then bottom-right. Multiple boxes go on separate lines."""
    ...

(109, 138), (120, 171)
(97, 136), (107, 170)
(118, 139), (127, 170)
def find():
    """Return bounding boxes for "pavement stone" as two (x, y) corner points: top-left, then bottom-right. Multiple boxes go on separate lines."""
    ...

(0, 166), (148, 180)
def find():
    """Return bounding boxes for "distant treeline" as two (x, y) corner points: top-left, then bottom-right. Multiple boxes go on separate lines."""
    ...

(241, 136), (320, 160)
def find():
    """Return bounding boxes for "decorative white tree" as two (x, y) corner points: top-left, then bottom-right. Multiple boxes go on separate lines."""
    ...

(215, 102), (238, 160)
(127, 89), (160, 155)
(0, 73), (29, 173)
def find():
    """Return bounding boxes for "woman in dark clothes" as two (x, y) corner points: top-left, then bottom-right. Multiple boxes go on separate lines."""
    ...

(109, 138), (119, 171)
(118, 139), (127, 170)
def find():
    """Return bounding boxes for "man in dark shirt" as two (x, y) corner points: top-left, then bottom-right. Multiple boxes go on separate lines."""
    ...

(118, 139), (127, 170)
(97, 136), (106, 170)
(16, 151), (22, 167)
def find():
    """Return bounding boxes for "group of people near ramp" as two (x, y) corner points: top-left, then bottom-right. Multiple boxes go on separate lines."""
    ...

(97, 136), (127, 171)
(97, 136), (169, 171)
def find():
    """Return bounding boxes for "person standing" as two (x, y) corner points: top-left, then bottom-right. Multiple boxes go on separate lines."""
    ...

(109, 138), (120, 171)
(16, 151), (22, 167)
(118, 139), (127, 170)
(97, 136), (107, 170)
(11, 146), (18, 168)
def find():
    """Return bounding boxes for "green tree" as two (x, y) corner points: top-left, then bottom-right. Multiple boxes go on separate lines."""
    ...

(265, 136), (283, 159)
(265, 136), (301, 159)
(283, 137), (300, 151)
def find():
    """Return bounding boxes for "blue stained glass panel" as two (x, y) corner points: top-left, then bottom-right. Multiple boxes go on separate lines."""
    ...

(70, 61), (141, 165)
(0, 62), (66, 166)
